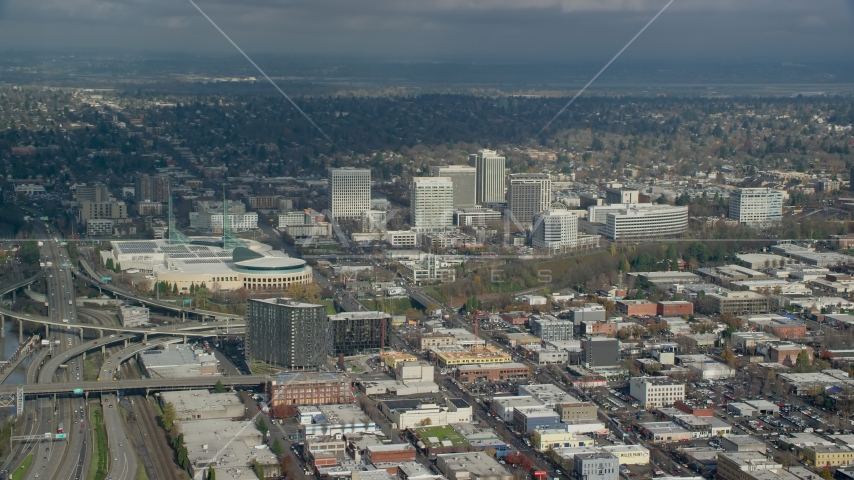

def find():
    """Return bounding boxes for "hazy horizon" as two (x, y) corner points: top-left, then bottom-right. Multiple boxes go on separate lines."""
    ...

(1, 0), (853, 64)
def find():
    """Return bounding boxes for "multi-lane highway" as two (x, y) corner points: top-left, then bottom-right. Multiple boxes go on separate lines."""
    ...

(13, 230), (90, 479)
(39, 334), (136, 384)
(103, 394), (138, 480)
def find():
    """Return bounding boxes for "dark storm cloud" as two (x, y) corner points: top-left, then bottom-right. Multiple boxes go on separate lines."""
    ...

(0, 0), (852, 61)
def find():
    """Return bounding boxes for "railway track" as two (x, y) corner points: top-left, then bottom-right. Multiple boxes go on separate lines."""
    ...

(127, 395), (180, 480)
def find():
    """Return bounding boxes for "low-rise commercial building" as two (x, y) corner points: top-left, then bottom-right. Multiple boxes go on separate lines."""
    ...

(731, 332), (780, 352)
(436, 452), (512, 480)
(118, 305), (149, 327)
(657, 301), (694, 316)
(417, 334), (456, 351)
(532, 430), (594, 451)
(717, 452), (781, 480)
(599, 444), (650, 465)
(297, 404), (378, 438)
(181, 418), (279, 480)
(556, 402), (598, 423)
(616, 300), (658, 317)
(456, 362), (531, 383)
(159, 390), (244, 420)
(720, 435), (765, 453)
(767, 342), (813, 366)
(379, 398), (472, 430)
(139, 344), (219, 378)
(574, 452), (620, 480)
(630, 377), (686, 409)
(519, 383), (580, 408)
(802, 445), (854, 467)
(700, 291), (769, 315)
(434, 345), (512, 367)
(513, 408), (562, 434)
(490, 396), (543, 423)
(641, 422), (693, 443)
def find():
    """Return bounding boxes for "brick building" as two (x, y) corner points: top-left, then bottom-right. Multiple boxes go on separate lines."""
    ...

(457, 362), (531, 383)
(582, 321), (618, 336)
(766, 319), (807, 339)
(616, 300), (658, 317)
(768, 342), (813, 366)
(268, 374), (352, 407)
(657, 301), (694, 316)
(365, 444), (416, 464)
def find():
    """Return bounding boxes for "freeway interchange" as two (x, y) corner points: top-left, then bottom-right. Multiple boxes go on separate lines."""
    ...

(0, 223), (243, 480)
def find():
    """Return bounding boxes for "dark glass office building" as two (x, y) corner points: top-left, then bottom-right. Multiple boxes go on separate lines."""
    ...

(327, 311), (392, 357)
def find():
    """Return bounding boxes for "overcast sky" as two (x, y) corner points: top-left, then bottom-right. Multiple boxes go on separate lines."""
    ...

(1, 0), (853, 63)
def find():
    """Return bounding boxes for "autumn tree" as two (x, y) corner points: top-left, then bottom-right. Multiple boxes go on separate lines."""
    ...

(161, 402), (176, 432)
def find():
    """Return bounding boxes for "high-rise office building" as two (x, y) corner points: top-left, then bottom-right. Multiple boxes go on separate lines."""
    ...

(411, 177), (454, 232)
(431, 165), (477, 207)
(135, 175), (171, 202)
(328, 168), (371, 220)
(508, 173), (551, 224)
(728, 188), (784, 225)
(531, 210), (579, 252)
(76, 183), (111, 203)
(246, 297), (327, 369)
(327, 311), (392, 357)
(473, 149), (506, 204)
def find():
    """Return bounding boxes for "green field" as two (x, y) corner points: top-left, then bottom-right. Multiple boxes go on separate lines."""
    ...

(412, 425), (470, 448)
(11, 454), (33, 480)
(319, 299), (337, 315)
(90, 406), (109, 480)
(363, 297), (415, 315)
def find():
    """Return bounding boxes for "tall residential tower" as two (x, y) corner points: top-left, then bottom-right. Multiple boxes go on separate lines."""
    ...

(246, 297), (327, 370)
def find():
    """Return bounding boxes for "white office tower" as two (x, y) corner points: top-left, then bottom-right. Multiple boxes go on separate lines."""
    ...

(328, 168), (371, 220)
(473, 149), (506, 204)
(728, 188), (784, 225)
(508, 173), (552, 224)
(431, 165), (477, 207)
(532, 210), (579, 252)
(411, 177), (454, 232)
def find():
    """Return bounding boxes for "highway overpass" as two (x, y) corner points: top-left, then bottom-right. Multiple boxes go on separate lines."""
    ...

(0, 271), (44, 297)
(0, 304), (243, 338)
(0, 375), (270, 396)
